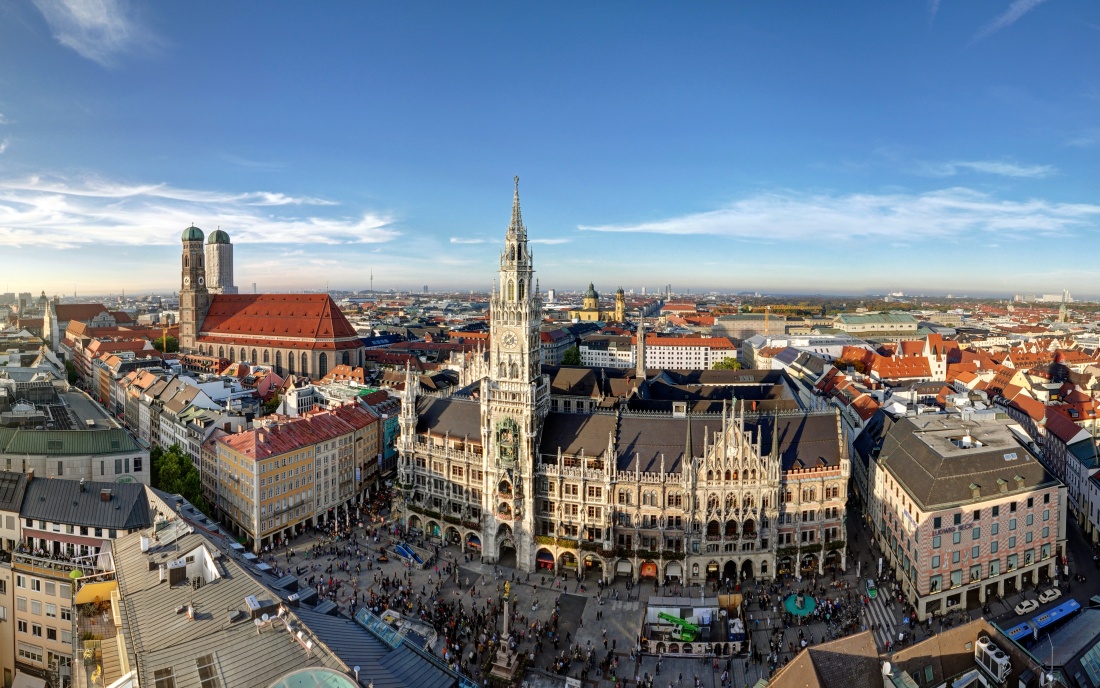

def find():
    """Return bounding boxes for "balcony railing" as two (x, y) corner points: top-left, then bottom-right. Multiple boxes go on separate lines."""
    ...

(13, 551), (111, 579)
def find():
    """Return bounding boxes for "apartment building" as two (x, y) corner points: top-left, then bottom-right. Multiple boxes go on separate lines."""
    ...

(215, 404), (379, 552)
(10, 477), (151, 684)
(640, 335), (737, 370)
(872, 413), (1066, 620)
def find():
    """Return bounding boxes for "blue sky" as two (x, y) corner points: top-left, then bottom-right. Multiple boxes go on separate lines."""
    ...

(1, 1), (1098, 297)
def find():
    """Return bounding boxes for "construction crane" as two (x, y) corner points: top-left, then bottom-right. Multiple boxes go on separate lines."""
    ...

(658, 612), (700, 642)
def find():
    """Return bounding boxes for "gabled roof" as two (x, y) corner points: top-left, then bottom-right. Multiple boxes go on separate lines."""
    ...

(199, 294), (361, 350)
(415, 397), (481, 441)
(0, 428), (139, 456)
(54, 303), (111, 323)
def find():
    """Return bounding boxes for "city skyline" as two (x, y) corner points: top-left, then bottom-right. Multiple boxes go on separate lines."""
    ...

(1, 2), (1099, 295)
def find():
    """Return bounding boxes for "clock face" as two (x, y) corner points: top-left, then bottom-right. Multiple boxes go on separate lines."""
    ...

(502, 331), (518, 350)
(197, 276), (205, 285)
(183, 276), (190, 286)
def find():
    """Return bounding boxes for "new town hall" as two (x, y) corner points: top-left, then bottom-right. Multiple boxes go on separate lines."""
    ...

(395, 180), (850, 584)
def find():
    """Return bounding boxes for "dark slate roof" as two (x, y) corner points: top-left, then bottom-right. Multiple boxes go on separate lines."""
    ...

(21, 478), (151, 529)
(539, 413), (617, 458)
(0, 470), (28, 512)
(415, 397), (481, 440)
(878, 415), (1057, 510)
(538, 410), (841, 475)
(295, 608), (458, 688)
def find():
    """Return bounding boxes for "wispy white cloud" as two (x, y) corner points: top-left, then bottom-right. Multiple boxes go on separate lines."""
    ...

(450, 237), (487, 244)
(972, 0), (1051, 43)
(928, 0), (941, 25)
(0, 114), (8, 125)
(221, 154), (286, 171)
(1067, 130), (1100, 148)
(529, 238), (572, 245)
(915, 159), (1055, 178)
(0, 140), (8, 156)
(579, 188), (1100, 243)
(31, 0), (157, 67)
(0, 174), (399, 249)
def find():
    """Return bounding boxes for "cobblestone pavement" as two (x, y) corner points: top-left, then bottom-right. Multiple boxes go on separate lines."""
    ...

(208, 499), (1100, 688)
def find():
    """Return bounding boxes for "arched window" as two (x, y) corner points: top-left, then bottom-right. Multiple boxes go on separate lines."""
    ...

(218, 346), (224, 359)
(288, 353), (295, 374)
(342, 351), (349, 366)
(318, 352), (328, 378)
(518, 280), (525, 300)
(301, 352), (309, 376)
(724, 470), (731, 481)
(707, 470), (714, 482)
(263, 349), (270, 363)
(508, 245), (516, 261)
(229, 347), (235, 362)
(251, 348), (257, 363)
(275, 350), (282, 373)
(183, 255), (189, 268)
(506, 281), (515, 301)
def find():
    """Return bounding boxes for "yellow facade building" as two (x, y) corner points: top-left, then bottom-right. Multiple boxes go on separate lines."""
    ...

(570, 284), (626, 323)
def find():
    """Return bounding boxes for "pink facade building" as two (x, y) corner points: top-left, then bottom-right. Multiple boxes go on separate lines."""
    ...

(872, 413), (1066, 620)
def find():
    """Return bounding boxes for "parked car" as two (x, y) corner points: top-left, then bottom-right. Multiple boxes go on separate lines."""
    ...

(866, 579), (878, 599)
(1038, 588), (1063, 604)
(1015, 599), (1040, 616)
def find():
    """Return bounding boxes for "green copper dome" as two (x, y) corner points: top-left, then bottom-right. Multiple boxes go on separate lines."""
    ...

(208, 228), (230, 244)
(181, 225), (204, 242)
(584, 283), (599, 299)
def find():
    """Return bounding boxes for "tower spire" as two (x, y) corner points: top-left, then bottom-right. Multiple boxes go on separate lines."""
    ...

(509, 175), (524, 237)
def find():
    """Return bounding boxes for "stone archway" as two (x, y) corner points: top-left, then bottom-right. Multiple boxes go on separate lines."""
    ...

(444, 526), (460, 547)
(497, 524), (516, 567)
(615, 560), (633, 579)
(800, 553), (818, 575)
(536, 548), (555, 571)
(559, 551), (578, 572)
(407, 515), (422, 534)
(706, 560), (720, 581)
(583, 555), (604, 578)
(825, 549), (842, 572)
(741, 559), (754, 580)
(665, 560), (683, 582)
(640, 560), (658, 579)
(465, 532), (481, 553)
(723, 560), (737, 583)
(427, 521), (441, 539)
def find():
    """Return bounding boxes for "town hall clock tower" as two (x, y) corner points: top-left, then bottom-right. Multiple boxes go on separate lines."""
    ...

(480, 177), (549, 571)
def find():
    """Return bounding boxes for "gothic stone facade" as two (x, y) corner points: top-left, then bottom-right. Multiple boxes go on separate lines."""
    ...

(395, 181), (850, 582)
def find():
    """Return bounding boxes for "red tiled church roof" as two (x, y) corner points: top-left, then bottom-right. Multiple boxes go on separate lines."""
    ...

(199, 294), (360, 350)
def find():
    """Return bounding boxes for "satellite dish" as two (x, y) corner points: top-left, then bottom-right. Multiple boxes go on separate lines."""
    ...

(882, 662), (892, 676)
(261, 613), (270, 623)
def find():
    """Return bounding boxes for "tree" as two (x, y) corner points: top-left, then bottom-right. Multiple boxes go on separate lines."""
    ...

(64, 359), (79, 385)
(152, 335), (179, 353)
(562, 346), (581, 366)
(713, 358), (742, 370)
(151, 444), (210, 515)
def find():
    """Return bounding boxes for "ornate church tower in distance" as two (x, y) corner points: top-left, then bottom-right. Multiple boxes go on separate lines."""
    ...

(179, 225), (210, 352)
(481, 177), (549, 571)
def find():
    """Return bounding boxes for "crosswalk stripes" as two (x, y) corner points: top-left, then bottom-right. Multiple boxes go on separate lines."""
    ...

(862, 595), (898, 649)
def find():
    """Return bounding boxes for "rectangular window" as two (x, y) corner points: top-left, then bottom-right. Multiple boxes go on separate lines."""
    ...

(992, 523), (999, 535)
(973, 527), (980, 540)
(953, 513), (961, 525)
(952, 551), (960, 564)
(931, 555), (940, 568)
(991, 541), (998, 553)
(196, 654), (223, 688)
(154, 669), (177, 688)
(952, 532), (961, 545)
(933, 516), (942, 529)
(45, 604), (56, 618)
(16, 597), (26, 612)
(993, 505), (1000, 517)
(30, 578), (40, 592)
(30, 600), (41, 615)
(933, 535), (941, 549)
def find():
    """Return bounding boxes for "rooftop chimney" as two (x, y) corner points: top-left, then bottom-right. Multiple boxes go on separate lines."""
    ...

(100, 488), (112, 502)
(26, 468), (33, 483)
(79, 478), (85, 492)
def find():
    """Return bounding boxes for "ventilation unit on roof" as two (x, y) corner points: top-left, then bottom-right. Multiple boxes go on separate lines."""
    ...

(975, 636), (1011, 684)
(1004, 452), (1018, 461)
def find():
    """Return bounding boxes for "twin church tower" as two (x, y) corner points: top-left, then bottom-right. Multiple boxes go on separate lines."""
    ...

(179, 226), (237, 351)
